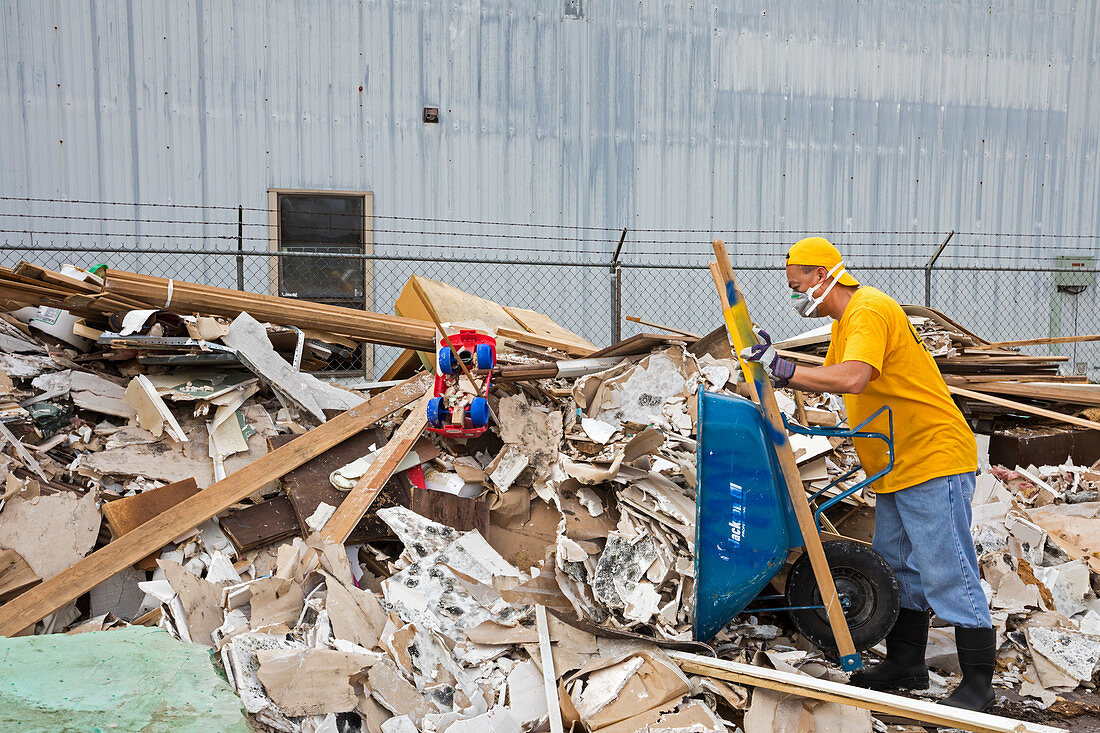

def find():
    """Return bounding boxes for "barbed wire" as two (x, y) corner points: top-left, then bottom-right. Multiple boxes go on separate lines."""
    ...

(2, 194), (1093, 239)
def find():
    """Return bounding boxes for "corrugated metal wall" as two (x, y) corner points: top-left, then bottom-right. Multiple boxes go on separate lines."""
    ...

(1, 1), (1098, 352)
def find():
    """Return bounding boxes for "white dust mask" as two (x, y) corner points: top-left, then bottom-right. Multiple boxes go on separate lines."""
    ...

(790, 261), (846, 318)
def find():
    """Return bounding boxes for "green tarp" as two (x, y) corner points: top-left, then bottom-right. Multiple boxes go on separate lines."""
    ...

(0, 626), (251, 732)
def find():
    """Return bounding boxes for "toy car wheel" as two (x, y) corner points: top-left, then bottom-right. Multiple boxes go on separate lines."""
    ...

(476, 343), (495, 370)
(469, 397), (490, 428)
(438, 347), (456, 375)
(427, 397), (446, 427)
(784, 540), (899, 654)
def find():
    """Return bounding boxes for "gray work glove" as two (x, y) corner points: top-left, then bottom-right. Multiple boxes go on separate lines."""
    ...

(739, 326), (796, 387)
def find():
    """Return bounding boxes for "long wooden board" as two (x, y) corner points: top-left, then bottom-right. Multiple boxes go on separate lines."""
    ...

(987, 334), (1100, 349)
(710, 241), (860, 669)
(945, 379), (1100, 408)
(948, 386), (1100, 431)
(497, 328), (596, 357)
(320, 392), (433, 544)
(669, 651), (1065, 733)
(0, 373), (432, 637)
(103, 269), (435, 351)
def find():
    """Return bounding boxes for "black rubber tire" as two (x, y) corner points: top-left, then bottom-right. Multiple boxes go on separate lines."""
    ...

(784, 539), (900, 654)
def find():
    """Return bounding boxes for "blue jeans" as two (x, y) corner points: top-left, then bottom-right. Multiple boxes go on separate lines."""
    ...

(872, 471), (992, 629)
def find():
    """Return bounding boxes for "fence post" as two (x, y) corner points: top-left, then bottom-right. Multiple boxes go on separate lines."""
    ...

(611, 228), (627, 343)
(924, 230), (955, 307)
(236, 205), (245, 291)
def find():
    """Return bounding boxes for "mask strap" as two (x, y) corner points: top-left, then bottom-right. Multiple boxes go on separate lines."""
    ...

(808, 261), (846, 314)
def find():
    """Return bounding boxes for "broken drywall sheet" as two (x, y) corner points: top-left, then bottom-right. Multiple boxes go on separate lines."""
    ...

(581, 418), (617, 445)
(496, 392), (563, 495)
(743, 688), (871, 733)
(564, 650), (692, 732)
(507, 659), (548, 728)
(593, 350), (694, 428)
(381, 520), (525, 634)
(1026, 626), (1100, 684)
(223, 312), (361, 422)
(489, 445), (529, 492)
(0, 353), (56, 379)
(69, 370), (135, 418)
(377, 506), (461, 561)
(221, 631), (303, 729)
(255, 647), (376, 717)
(1033, 560), (1091, 618)
(367, 658), (434, 725)
(592, 535), (658, 609)
(324, 572), (388, 650)
(124, 374), (188, 442)
(159, 559), (225, 647)
(0, 491), (100, 579)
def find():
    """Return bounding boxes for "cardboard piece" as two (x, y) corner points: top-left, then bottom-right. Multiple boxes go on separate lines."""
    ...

(159, 559), (224, 647)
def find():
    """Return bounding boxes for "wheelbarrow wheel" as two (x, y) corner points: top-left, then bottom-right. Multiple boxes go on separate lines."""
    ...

(784, 540), (900, 654)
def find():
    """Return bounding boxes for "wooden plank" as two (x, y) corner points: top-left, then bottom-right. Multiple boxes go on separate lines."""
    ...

(943, 379), (1100, 408)
(0, 373), (432, 637)
(947, 386), (1100, 431)
(668, 651), (1064, 733)
(710, 241), (859, 668)
(504, 306), (597, 350)
(275, 429), (407, 543)
(320, 391), (433, 544)
(408, 485), (489, 534)
(535, 605), (565, 733)
(219, 496), (300, 553)
(0, 549), (40, 604)
(497, 328), (596, 357)
(587, 333), (683, 359)
(987, 334), (1100, 348)
(101, 478), (202, 570)
(103, 269), (435, 350)
(624, 315), (700, 339)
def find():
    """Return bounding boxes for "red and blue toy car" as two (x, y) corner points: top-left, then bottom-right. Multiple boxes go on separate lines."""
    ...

(426, 329), (496, 438)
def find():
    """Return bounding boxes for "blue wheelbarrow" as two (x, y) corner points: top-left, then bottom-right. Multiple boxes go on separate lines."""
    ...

(694, 389), (902, 659)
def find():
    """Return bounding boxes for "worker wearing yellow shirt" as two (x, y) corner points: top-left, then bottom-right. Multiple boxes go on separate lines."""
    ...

(740, 237), (995, 712)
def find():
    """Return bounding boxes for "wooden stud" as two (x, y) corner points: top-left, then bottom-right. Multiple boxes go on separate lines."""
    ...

(320, 392), (433, 544)
(624, 315), (700, 340)
(668, 651), (1064, 733)
(710, 240), (860, 668)
(535, 605), (565, 733)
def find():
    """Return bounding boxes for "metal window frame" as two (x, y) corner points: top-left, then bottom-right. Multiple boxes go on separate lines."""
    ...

(267, 188), (374, 377)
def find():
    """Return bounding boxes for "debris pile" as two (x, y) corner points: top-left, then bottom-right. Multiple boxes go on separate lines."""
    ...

(0, 261), (1092, 732)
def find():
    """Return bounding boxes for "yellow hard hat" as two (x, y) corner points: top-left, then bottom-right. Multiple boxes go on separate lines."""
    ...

(785, 237), (860, 287)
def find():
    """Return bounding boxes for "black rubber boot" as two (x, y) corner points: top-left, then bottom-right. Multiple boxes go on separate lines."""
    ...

(849, 607), (930, 691)
(941, 626), (996, 712)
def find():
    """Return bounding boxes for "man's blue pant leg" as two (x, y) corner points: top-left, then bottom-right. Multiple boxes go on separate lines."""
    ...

(873, 472), (991, 629)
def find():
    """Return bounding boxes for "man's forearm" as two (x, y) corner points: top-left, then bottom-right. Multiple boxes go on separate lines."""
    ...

(786, 362), (871, 394)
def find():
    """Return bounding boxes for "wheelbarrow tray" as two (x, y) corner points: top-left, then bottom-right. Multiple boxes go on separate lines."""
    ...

(694, 389), (804, 641)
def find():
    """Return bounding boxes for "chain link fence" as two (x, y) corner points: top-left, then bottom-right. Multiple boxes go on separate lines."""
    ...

(0, 195), (1098, 380)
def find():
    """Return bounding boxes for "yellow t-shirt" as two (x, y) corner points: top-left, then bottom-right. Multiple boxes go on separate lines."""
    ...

(823, 287), (976, 493)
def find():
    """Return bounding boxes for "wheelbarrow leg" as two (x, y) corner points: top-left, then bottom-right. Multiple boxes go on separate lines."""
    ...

(710, 241), (863, 671)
